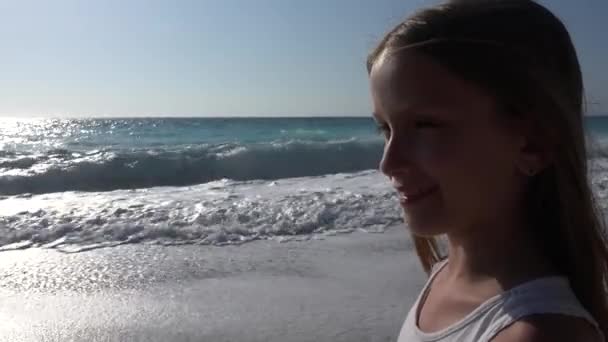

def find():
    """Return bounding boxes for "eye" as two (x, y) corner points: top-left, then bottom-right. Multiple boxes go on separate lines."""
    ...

(415, 120), (442, 129)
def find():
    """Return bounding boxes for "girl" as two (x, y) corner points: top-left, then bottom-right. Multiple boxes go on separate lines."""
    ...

(368, 0), (608, 341)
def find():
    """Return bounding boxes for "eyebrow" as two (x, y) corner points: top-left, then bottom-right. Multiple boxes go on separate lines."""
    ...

(379, 105), (452, 118)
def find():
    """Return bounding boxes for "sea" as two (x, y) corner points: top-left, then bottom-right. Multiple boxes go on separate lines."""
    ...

(0, 116), (607, 253)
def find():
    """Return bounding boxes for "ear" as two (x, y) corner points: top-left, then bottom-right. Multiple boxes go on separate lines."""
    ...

(515, 129), (551, 177)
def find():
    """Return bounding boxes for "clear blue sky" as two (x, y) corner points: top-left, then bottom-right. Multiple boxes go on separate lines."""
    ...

(0, 0), (606, 117)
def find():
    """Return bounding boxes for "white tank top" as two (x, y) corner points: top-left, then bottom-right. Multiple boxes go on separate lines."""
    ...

(397, 260), (603, 342)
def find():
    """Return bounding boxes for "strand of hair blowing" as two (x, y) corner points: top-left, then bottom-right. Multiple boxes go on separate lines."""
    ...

(413, 236), (442, 273)
(368, 0), (608, 336)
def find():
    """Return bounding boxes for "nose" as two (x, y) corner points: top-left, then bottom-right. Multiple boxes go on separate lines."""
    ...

(379, 135), (412, 177)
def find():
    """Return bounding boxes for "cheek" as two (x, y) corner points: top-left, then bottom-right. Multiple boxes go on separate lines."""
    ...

(405, 129), (517, 196)
(433, 135), (519, 218)
(407, 133), (452, 166)
(409, 133), (459, 176)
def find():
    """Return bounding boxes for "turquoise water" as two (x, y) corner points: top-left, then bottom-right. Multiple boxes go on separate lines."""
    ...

(0, 117), (378, 152)
(585, 116), (608, 137)
(0, 116), (607, 251)
(0, 116), (606, 196)
(0, 117), (382, 195)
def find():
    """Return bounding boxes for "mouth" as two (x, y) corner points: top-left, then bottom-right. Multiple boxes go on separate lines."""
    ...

(396, 184), (439, 206)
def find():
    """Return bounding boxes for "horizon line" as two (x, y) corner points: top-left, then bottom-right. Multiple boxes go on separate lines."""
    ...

(0, 114), (374, 119)
(1, 112), (607, 119)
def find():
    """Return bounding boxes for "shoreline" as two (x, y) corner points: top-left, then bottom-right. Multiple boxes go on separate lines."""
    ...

(0, 226), (426, 342)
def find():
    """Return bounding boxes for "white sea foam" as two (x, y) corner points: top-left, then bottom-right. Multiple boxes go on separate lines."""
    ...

(2, 159), (608, 253)
(0, 170), (403, 252)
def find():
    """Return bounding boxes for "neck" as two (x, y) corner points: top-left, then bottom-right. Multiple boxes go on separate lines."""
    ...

(444, 217), (555, 287)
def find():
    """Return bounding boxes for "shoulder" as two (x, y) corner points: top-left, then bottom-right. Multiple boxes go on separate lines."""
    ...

(491, 314), (602, 342)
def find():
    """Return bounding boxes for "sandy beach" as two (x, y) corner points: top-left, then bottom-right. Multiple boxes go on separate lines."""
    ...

(0, 226), (426, 342)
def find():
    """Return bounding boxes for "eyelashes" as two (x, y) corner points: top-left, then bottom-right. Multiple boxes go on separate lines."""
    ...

(376, 123), (390, 135)
(414, 120), (441, 129)
(376, 123), (391, 140)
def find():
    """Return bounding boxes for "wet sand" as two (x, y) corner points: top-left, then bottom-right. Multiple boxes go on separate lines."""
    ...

(0, 226), (426, 342)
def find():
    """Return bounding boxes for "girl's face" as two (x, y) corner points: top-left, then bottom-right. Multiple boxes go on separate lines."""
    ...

(370, 51), (530, 237)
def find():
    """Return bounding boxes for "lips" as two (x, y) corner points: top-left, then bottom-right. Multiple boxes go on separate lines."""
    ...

(395, 184), (439, 205)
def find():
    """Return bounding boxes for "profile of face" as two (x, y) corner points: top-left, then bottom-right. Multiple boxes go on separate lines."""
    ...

(370, 51), (540, 237)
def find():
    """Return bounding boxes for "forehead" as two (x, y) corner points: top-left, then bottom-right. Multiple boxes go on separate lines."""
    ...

(370, 50), (495, 118)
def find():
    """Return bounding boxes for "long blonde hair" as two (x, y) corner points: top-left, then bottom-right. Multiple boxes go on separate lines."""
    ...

(367, 0), (608, 335)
